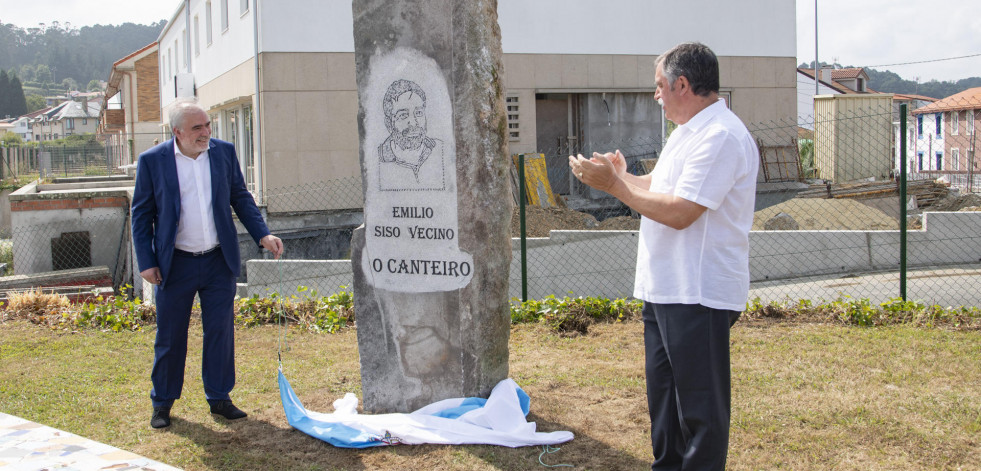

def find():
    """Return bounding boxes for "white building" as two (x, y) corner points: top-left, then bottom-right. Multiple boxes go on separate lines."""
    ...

(9, 116), (32, 142)
(156, 0), (797, 212)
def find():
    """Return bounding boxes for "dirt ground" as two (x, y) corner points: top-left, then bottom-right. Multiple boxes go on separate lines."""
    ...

(511, 192), (981, 236)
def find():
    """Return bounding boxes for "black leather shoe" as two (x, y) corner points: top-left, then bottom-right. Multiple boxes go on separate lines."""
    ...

(209, 400), (247, 420)
(150, 407), (171, 429)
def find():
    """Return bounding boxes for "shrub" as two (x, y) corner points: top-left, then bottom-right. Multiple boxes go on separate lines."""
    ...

(235, 286), (354, 333)
(510, 295), (641, 335)
(72, 286), (155, 332)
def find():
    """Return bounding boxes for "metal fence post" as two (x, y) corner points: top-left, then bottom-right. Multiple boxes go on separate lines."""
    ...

(518, 153), (528, 303)
(899, 103), (907, 301)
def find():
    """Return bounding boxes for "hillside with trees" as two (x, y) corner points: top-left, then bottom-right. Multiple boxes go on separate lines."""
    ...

(0, 20), (163, 111)
(865, 69), (981, 99)
(800, 61), (981, 99)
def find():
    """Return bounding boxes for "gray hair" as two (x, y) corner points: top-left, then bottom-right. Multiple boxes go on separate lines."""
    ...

(169, 100), (206, 132)
(382, 79), (427, 133)
(657, 42), (719, 97)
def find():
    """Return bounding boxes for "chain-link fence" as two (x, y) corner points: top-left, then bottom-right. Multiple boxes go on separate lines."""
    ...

(2, 99), (979, 308)
(0, 141), (134, 181)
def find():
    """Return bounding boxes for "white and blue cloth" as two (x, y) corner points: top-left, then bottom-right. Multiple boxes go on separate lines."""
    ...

(279, 370), (574, 448)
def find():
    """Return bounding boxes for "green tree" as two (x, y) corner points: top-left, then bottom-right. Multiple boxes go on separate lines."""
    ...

(60, 77), (78, 92)
(18, 63), (35, 82)
(6, 72), (28, 116)
(25, 94), (46, 112)
(0, 70), (10, 117)
(86, 79), (102, 91)
(34, 63), (52, 83)
(1, 131), (24, 146)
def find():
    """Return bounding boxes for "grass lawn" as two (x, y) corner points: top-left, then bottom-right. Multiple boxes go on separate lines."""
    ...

(1, 317), (979, 470)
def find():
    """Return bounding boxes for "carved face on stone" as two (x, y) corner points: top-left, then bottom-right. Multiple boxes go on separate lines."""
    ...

(383, 79), (429, 152)
(392, 91), (427, 151)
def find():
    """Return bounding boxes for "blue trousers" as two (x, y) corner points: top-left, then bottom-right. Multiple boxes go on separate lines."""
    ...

(150, 247), (237, 408)
(643, 302), (738, 471)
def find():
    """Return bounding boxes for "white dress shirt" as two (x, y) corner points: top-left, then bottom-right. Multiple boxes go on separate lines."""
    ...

(633, 99), (759, 311)
(173, 146), (219, 253)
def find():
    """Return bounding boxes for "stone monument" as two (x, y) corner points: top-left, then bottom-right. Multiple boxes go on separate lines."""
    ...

(351, 0), (513, 412)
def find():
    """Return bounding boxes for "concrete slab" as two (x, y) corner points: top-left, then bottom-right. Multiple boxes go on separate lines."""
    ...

(0, 412), (180, 470)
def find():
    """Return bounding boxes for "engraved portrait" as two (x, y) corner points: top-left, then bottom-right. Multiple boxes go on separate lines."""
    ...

(378, 79), (446, 191)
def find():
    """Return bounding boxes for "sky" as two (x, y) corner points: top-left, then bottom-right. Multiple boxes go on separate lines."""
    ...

(2, 1), (979, 83)
(796, 0), (981, 83)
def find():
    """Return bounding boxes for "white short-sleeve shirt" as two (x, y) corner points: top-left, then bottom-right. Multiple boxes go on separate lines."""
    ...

(633, 99), (759, 311)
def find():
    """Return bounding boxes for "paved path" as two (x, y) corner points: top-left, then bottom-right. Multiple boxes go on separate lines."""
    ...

(749, 264), (981, 307)
(0, 412), (180, 471)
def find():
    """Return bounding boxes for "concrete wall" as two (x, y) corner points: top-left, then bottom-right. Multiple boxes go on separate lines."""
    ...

(0, 189), (12, 237)
(258, 51), (361, 209)
(247, 211), (981, 300)
(9, 183), (132, 281)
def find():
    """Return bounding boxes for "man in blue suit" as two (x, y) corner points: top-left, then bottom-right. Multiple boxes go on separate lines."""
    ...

(132, 101), (283, 429)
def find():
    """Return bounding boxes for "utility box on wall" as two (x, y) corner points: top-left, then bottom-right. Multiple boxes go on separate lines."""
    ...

(814, 94), (894, 183)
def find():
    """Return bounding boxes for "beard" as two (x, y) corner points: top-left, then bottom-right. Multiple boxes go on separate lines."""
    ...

(395, 126), (426, 150)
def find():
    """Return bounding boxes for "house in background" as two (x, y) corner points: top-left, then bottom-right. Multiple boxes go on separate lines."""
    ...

(911, 87), (981, 190)
(31, 98), (101, 143)
(796, 67), (876, 129)
(98, 42), (163, 165)
(796, 67), (843, 129)
(155, 0), (797, 218)
(891, 93), (936, 172)
(4, 116), (33, 142)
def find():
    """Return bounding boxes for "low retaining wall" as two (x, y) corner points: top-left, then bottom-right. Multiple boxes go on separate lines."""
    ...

(246, 211), (981, 300)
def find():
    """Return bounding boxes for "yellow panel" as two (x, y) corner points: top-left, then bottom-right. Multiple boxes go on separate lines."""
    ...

(512, 153), (558, 207)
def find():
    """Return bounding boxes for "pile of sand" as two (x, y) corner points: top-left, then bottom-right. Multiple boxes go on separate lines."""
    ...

(752, 198), (898, 231)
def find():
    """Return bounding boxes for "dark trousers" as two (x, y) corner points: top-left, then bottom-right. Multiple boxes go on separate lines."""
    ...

(150, 247), (237, 408)
(643, 302), (738, 471)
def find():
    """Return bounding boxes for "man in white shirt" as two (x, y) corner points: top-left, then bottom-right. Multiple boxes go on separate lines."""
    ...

(570, 42), (758, 470)
(132, 101), (283, 429)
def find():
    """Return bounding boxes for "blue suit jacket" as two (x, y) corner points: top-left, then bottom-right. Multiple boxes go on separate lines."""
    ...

(131, 138), (270, 286)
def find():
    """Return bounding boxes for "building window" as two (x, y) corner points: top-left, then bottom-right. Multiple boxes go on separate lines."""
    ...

(65, 119), (74, 130)
(241, 0), (249, 15)
(194, 15), (200, 56)
(969, 150), (976, 170)
(206, 1), (213, 45)
(209, 113), (220, 139)
(221, 0), (229, 32)
(506, 95), (520, 141)
(174, 39), (179, 72)
(952, 111), (959, 135)
(951, 148), (960, 171)
(935, 115), (942, 135)
(242, 104), (255, 193)
(917, 115), (923, 135)
(936, 151), (943, 170)
(82, 118), (87, 125)
(917, 152), (924, 171)
(969, 111), (976, 135)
